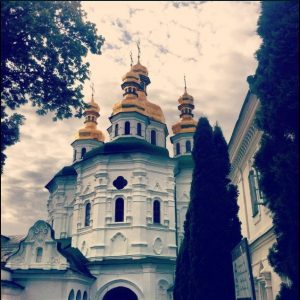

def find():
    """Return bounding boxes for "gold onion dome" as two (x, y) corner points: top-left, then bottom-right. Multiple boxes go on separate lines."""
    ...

(122, 70), (140, 83)
(172, 78), (197, 134)
(85, 98), (100, 113)
(132, 62), (148, 75)
(111, 60), (165, 123)
(75, 96), (105, 142)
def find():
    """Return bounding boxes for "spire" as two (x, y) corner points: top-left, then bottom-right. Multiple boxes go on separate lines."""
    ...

(130, 51), (133, 67)
(74, 84), (105, 142)
(137, 40), (141, 63)
(90, 82), (95, 103)
(171, 79), (197, 135)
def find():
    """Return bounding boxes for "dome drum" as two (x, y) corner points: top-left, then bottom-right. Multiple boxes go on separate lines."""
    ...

(121, 81), (141, 90)
(83, 110), (100, 117)
(180, 113), (194, 118)
(178, 103), (195, 110)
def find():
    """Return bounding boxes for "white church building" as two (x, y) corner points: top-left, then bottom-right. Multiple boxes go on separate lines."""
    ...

(1, 57), (197, 300)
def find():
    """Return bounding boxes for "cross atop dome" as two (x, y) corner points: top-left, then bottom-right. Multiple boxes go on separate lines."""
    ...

(137, 39), (141, 63)
(73, 81), (104, 143)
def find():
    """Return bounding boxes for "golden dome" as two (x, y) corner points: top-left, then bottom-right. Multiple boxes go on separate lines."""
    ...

(122, 70), (139, 80)
(74, 97), (105, 142)
(76, 125), (105, 142)
(172, 117), (197, 134)
(172, 81), (197, 134)
(112, 97), (165, 123)
(122, 70), (140, 84)
(132, 62), (148, 75)
(111, 61), (165, 123)
(178, 91), (194, 103)
(85, 99), (100, 113)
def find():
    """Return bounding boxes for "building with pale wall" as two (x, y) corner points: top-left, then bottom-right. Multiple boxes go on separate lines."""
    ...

(1, 52), (284, 300)
(1, 56), (196, 300)
(228, 91), (282, 300)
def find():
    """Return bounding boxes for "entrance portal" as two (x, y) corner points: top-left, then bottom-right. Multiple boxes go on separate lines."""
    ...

(103, 287), (138, 300)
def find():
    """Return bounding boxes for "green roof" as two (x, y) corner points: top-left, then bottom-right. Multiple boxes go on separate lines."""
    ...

(45, 166), (77, 190)
(81, 137), (170, 161)
(175, 155), (194, 171)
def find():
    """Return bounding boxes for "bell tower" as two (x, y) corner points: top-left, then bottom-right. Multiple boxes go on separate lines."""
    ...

(71, 84), (105, 162)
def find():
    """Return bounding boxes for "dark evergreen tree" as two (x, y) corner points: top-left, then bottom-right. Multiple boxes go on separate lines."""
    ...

(173, 209), (191, 300)
(1, 1), (105, 173)
(174, 117), (241, 300)
(212, 124), (242, 299)
(247, 1), (299, 299)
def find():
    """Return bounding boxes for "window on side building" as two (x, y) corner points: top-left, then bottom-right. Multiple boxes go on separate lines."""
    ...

(248, 169), (261, 217)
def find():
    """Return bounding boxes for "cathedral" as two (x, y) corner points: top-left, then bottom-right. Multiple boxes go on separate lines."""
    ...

(1, 54), (197, 300)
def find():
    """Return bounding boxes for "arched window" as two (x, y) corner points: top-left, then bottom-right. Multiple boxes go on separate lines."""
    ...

(68, 290), (75, 300)
(115, 124), (119, 136)
(81, 147), (86, 158)
(85, 203), (91, 226)
(153, 200), (161, 224)
(137, 123), (142, 136)
(36, 247), (43, 263)
(125, 121), (130, 135)
(176, 143), (181, 155)
(115, 198), (124, 222)
(76, 290), (81, 300)
(151, 130), (157, 145)
(186, 140), (191, 153)
(82, 291), (88, 300)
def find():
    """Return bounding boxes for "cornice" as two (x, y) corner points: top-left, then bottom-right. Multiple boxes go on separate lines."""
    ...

(229, 93), (262, 178)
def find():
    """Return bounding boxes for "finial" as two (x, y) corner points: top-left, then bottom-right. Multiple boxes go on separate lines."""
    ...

(90, 82), (95, 102)
(184, 74), (187, 93)
(130, 50), (133, 67)
(136, 39), (141, 63)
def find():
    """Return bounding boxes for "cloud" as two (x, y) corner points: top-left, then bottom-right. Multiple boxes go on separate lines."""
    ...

(1, 1), (262, 235)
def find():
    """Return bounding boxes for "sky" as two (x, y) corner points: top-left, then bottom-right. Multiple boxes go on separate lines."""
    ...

(1, 1), (261, 236)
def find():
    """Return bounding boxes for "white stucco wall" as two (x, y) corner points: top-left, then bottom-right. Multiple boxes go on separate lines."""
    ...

(229, 93), (282, 300)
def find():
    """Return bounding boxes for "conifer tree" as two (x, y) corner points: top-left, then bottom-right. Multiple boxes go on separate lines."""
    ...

(247, 2), (299, 298)
(173, 209), (191, 300)
(174, 117), (241, 300)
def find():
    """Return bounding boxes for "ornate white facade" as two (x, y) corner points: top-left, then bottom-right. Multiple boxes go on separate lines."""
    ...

(1, 58), (283, 300)
(1, 58), (195, 300)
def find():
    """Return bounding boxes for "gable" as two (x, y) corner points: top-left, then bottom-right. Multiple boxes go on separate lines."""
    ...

(5, 220), (69, 271)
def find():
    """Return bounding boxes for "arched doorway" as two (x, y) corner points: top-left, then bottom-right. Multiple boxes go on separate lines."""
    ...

(103, 287), (138, 300)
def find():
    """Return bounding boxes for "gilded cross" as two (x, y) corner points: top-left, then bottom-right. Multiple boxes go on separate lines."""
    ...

(130, 51), (133, 67)
(90, 82), (95, 101)
(137, 40), (141, 63)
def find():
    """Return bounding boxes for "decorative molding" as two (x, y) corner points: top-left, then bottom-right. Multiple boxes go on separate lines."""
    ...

(6, 220), (69, 271)
(153, 237), (163, 255)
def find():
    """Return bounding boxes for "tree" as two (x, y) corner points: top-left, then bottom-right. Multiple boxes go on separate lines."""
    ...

(1, 1), (105, 173)
(173, 117), (241, 300)
(247, 1), (299, 299)
(173, 209), (192, 300)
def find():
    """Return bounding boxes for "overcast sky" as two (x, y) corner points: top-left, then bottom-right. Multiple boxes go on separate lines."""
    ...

(1, 1), (261, 236)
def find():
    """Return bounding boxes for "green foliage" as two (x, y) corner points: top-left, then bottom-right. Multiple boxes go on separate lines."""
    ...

(173, 117), (241, 300)
(1, 1), (104, 173)
(248, 1), (299, 298)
